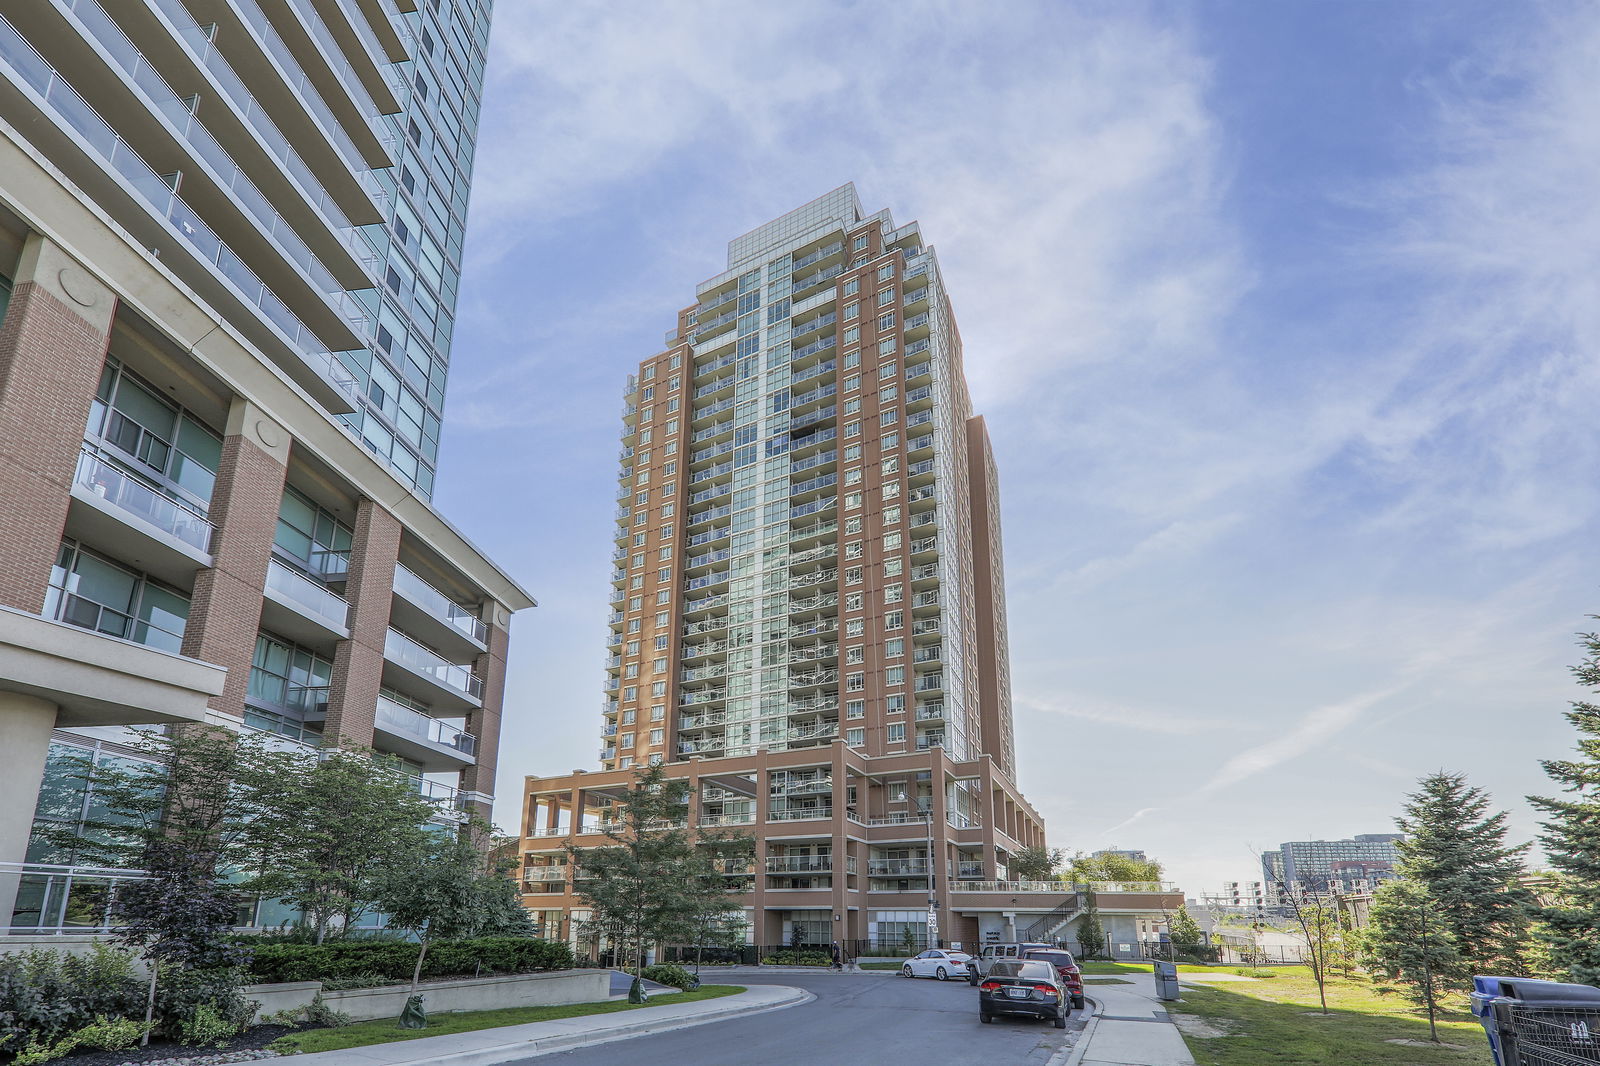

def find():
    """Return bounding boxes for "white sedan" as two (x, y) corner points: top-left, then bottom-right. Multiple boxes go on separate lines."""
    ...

(901, 949), (973, 981)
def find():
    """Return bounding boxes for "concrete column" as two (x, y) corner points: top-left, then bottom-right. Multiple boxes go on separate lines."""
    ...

(324, 500), (401, 748)
(0, 693), (60, 927)
(180, 399), (289, 716)
(0, 236), (116, 612)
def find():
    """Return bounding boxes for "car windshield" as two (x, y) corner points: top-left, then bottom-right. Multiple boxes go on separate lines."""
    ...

(1015, 962), (1056, 981)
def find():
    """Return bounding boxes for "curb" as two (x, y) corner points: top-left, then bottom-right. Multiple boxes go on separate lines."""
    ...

(306, 985), (814, 1066)
(1051, 994), (1102, 1066)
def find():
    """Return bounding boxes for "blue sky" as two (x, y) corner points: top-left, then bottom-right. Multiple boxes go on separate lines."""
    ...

(431, 1), (1600, 891)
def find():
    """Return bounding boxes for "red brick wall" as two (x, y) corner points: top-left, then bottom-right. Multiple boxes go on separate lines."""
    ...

(181, 432), (287, 715)
(324, 500), (401, 747)
(463, 618), (510, 815)
(0, 281), (114, 611)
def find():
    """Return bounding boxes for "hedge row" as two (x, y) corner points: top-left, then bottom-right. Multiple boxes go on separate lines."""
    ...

(242, 937), (574, 984)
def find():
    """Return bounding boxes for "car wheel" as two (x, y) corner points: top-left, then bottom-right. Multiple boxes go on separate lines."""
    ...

(1054, 1011), (1067, 1029)
(902, 964), (914, 978)
(936, 966), (948, 981)
(979, 1011), (993, 1024)
(1073, 995), (1085, 1010)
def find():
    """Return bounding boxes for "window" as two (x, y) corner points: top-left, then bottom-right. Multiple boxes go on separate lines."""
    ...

(882, 481), (901, 499)
(844, 301), (859, 321)
(878, 338), (898, 356)
(664, 461), (677, 476)
(845, 566), (863, 584)
(669, 375), (681, 391)
(635, 491), (648, 505)
(879, 386), (898, 404)
(881, 432), (899, 450)
(845, 421), (861, 438)
(843, 350), (861, 369)
(629, 618), (642, 632)
(877, 287), (895, 307)
(655, 611), (670, 627)
(643, 365), (657, 380)
(879, 361), (898, 379)
(845, 516), (863, 534)
(886, 694), (905, 714)
(846, 728), (865, 747)
(630, 576), (644, 590)
(843, 279), (860, 296)
(846, 619), (865, 637)
(887, 723), (906, 744)
(657, 567), (671, 582)
(847, 700), (866, 719)
(878, 313), (896, 331)
(641, 386), (654, 400)
(884, 505), (902, 525)
(46, 541), (190, 655)
(652, 681), (667, 697)
(625, 664), (639, 678)
(881, 457), (900, 474)
(652, 705), (666, 721)
(877, 263), (895, 281)
(885, 666), (905, 686)
(844, 375), (861, 393)
(653, 657), (667, 673)
(623, 685), (638, 701)
(844, 444), (862, 461)
(659, 545), (673, 560)
(885, 610), (904, 629)
(627, 640), (640, 655)
(885, 583), (903, 603)
(663, 503), (676, 516)
(884, 531), (902, 550)
(846, 592), (864, 611)
(622, 709), (636, 724)
(844, 468), (862, 486)
(853, 235), (870, 252)
(621, 733), (635, 748)
(634, 533), (648, 547)
(843, 326), (860, 346)
(629, 595), (642, 610)
(845, 542), (864, 559)
(846, 672), (865, 692)
(845, 492), (862, 510)
(655, 635), (669, 650)
(886, 638), (904, 658)
(845, 645), (865, 664)
(650, 729), (664, 745)
(656, 589), (671, 604)
(884, 558), (903, 577)
(631, 553), (644, 569)
(619, 756), (635, 768)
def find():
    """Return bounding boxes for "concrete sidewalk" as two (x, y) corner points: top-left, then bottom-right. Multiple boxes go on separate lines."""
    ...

(1072, 974), (1196, 1066)
(289, 983), (811, 1066)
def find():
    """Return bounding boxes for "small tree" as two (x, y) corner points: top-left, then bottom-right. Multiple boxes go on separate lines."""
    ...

(1011, 845), (1063, 882)
(1364, 880), (1462, 1042)
(243, 745), (438, 942)
(1065, 851), (1164, 884)
(1529, 626), (1600, 986)
(1396, 771), (1534, 975)
(567, 767), (752, 1000)
(1277, 879), (1340, 1015)
(1168, 905), (1205, 960)
(1076, 890), (1106, 958)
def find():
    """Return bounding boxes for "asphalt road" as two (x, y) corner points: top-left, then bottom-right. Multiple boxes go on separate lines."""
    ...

(528, 971), (1086, 1066)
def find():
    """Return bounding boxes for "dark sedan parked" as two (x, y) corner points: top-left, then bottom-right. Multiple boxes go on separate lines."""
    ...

(977, 960), (1069, 1028)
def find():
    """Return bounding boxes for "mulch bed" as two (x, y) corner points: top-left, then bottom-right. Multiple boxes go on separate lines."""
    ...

(55, 1024), (311, 1066)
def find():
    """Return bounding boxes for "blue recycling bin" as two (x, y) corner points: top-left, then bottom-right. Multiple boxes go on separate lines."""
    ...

(1471, 975), (1519, 1066)
(1480, 975), (1600, 1066)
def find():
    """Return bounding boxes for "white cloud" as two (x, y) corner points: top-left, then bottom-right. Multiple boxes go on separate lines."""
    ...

(1019, 692), (1236, 737)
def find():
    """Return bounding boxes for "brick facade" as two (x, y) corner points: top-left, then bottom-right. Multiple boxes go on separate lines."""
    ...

(324, 500), (402, 747)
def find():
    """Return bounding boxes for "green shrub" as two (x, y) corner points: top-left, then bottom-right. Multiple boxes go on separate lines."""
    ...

(10, 1031), (82, 1065)
(0, 945), (144, 1047)
(154, 967), (256, 1040)
(760, 950), (831, 966)
(71, 1015), (151, 1052)
(241, 936), (573, 984)
(179, 1004), (237, 1048)
(264, 991), (351, 1030)
(639, 964), (696, 990)
(318, 971), (397, 991)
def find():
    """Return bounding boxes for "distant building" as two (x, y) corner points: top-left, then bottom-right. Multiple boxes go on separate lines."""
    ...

(1094, 849), (1148, 864)
(1264, 834), (1402, 891)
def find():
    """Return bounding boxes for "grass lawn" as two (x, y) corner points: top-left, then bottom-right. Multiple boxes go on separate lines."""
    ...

(857, 962), (905, 970)
(1167, 970), (1492, 1066)
(1079, 962), (1301, 975)
(269, 984), (743, 1055)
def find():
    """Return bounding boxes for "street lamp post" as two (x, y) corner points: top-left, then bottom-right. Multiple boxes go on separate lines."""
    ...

(925, 807), (939, 949)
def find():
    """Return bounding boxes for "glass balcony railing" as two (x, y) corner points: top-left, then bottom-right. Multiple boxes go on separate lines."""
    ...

(147, 0), (388, 231)
(0, 17), (361, 405)
(869, 858), (931, 876)
(384, 628), (483, 701)
(265, 558), (351, 630)
(392, 563), (488, 646)
(53, 0), (378, 308)
(229, 0), (395, 168)
(73, 447), (215, 552)
(374, 694), (476, 756)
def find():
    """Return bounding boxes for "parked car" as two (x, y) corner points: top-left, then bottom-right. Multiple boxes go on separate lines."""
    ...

(901, 948), (974, 981)
(978, 959), (1069, 1028)
(1022, 947), (1086, 1010)
(966, 942), (1053, 985)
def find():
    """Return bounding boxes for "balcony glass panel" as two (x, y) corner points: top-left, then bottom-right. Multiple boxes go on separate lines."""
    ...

(374, 693), (476, 755)
(0, 19), (361, 404)
(265, 558), (351, 630)
(393, 563), (487, 645)
(385, 628), (483, 700)
(74, 448), (214, 553)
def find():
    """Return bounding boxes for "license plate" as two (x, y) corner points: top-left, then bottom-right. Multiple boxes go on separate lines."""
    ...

(1006, 987), (1030, 999)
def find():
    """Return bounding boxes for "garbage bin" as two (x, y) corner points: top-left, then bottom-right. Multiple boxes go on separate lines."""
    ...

(1153, 960), (1180, 1002)
(1485, 976), (1600, 1066)
(1470, 975), (1520, 1066)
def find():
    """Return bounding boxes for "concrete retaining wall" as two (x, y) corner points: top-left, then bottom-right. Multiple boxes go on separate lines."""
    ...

(244, 969), (611, 1023)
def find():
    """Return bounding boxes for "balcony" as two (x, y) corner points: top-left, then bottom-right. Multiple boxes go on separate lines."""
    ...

(768, 806), (832, 822)
(382, 628), (483, 711)
(868, 858), (930, 876)
(700, 811), (756, 827)
(522, 865), (570, 884)
(372, 694), (476, 770)
(0, 19), (362, 414)
(391, 563), (487, 658)
(65, 448), (214, 583)
(765, 856), (833, 874)
(261, 558), (350, 642)
(915, 733), (945, 751)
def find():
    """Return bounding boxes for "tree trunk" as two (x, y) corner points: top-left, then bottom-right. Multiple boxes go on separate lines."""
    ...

(141, 960), (158, 1046)
(411, 935), (431, 996)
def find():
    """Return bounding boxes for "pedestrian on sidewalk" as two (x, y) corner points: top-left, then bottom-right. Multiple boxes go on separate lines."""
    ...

(830, 941), (843, 972)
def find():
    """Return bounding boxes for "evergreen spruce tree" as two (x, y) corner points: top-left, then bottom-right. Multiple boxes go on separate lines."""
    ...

(1364, 880), (1462, 1042)
(1395, 771), (1533, 974)
(1529, 626), (1600, 986)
